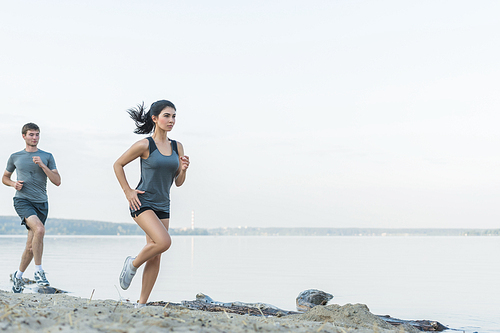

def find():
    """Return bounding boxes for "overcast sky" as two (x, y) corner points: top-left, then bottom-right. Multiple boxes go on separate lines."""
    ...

(1, 1), (499, 229)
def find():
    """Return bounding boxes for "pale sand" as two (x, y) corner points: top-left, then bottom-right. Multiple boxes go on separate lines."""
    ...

(0, 291), (420, 332)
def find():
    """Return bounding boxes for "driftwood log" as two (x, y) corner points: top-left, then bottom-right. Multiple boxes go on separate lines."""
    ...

(9, 274), (67, 294)
(148, 292), (448, 332)
(181, 300), (298, 317)
(184, 293), (298, 316)
(378, 315), (449, 332)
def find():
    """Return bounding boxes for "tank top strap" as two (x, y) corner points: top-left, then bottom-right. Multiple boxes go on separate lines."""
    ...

(146, 137), (158, 155)
(170, 139), (179, 155)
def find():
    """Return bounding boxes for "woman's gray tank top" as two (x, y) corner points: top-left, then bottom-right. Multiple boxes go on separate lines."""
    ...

(132, 137), (179, 213)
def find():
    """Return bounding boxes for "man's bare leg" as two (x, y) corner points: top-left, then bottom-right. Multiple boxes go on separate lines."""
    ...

(24, 215), (45, 267)
(19, 228), (35, 273)
(23, 215), (50, 286)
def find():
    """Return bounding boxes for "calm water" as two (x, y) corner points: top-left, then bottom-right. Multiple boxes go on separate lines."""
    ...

(0, 235), (499, 332)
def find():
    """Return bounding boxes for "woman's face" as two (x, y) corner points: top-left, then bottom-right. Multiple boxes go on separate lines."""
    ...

(153, 106), (176, 132)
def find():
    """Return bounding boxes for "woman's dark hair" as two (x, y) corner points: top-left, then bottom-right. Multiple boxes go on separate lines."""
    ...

(127, 100), (176, 134)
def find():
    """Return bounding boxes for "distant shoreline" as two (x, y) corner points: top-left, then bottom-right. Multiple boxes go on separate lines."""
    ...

(1, 215), (498, 236)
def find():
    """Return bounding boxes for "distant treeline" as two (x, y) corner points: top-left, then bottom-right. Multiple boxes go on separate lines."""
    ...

(0, 216), (208, 236)
(0, 216), (498, 236)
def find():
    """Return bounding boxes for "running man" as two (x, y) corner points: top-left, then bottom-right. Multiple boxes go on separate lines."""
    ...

(2, 123), (61, 293)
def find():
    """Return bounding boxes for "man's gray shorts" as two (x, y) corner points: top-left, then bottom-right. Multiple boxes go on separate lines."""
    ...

(13, 198), (48, 230)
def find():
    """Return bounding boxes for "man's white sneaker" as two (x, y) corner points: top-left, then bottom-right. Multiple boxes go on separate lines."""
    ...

(12, 271), (24, 293)
(34, 270), (50, 286)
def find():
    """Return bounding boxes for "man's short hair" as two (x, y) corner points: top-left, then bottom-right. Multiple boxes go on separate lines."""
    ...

(22, 123), (40, 135)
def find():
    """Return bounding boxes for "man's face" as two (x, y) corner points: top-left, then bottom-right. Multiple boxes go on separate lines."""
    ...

(22, 130), (40, 147)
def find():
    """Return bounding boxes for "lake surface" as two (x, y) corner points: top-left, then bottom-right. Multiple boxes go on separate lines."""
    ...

(1, 235), (499, 332)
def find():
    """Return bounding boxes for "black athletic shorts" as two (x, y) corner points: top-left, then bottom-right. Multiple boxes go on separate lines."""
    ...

(131, 207), (170, 219)
(13, 198), (48, 230)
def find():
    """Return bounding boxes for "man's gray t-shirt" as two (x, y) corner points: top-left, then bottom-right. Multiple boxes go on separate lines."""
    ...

(6, 149), (57, 203)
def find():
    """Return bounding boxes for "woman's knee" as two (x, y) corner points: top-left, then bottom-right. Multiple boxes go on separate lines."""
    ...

(148, 235), (170, 253)
(159, 237), (171, 252)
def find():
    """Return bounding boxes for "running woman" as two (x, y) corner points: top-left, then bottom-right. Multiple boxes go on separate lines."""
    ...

(2, 123), (61, 293)
(113, 100), (189, 307)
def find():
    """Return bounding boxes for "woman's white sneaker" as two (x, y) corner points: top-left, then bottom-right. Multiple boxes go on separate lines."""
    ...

(119, 256), (137, 290)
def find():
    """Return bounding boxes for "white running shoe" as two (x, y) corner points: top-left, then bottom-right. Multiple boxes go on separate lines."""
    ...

(12, 271), (24, 293)
(34, 270), (50, 286)
(119, 256), (136, 290)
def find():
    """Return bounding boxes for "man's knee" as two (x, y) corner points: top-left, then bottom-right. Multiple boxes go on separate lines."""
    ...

(34, 226), (45, 237)
(25, 216), (45, 237)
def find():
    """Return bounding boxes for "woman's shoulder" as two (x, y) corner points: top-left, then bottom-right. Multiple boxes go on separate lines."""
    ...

(135, 137), (151, 146)
(171, 140), (184, 155)
(171, 139), (183, 147)
(128, 137), (151, 153)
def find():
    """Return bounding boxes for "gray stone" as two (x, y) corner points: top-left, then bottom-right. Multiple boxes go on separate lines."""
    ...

(295, 289), (333, 312)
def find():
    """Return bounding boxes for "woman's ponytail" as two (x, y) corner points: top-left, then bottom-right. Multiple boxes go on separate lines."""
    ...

(127, 102), (155, 134)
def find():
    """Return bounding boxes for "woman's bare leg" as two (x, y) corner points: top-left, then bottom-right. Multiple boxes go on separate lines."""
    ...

(132, 211), (171, 268)
(132, 212), (170, 304)
(139, 251), (161, 304)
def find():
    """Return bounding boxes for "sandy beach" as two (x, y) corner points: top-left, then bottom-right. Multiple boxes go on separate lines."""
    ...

(0, 290), (424, 332)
